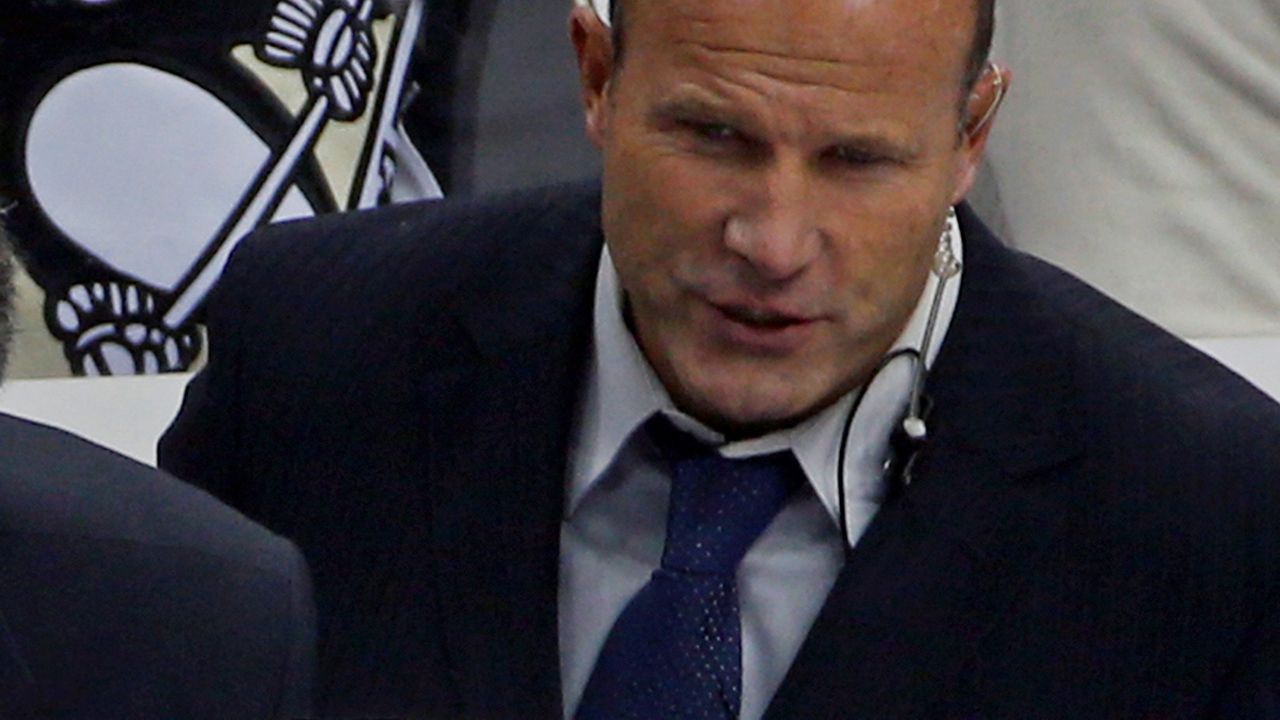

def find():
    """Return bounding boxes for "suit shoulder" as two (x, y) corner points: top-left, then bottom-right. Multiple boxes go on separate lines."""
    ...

(1004, 249), (1280, 486)
(0, 413), (300, 577)
(224, 180), (602, 303)
(1024, 251), (1275, 409)
(196, 181), (602, 379)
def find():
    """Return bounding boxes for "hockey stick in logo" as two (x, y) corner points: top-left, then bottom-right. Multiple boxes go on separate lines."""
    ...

(162, 0), (378, 329)
(348, 0), (425, 210)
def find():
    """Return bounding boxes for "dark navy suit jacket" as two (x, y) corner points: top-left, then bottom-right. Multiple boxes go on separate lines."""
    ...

(0, 413), (314, 718)
(161, 182), (1280, 719)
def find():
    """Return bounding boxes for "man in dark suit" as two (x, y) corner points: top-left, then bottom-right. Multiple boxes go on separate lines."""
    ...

(161, 0), (1280, 717)
(0, 241), (314, 715)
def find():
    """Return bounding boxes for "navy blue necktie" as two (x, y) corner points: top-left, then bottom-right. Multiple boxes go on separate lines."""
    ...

(575, 416), (802, 720)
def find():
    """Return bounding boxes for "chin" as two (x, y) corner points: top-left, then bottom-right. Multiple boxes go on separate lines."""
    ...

(679, 371), (827, 439)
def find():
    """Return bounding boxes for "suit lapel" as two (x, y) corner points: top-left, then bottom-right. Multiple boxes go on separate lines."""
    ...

(423, 189), (601, 719)
(766, 206), (1086, 719)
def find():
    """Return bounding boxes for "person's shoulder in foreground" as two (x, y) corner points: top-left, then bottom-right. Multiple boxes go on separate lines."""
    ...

(0, 411), (313, 718)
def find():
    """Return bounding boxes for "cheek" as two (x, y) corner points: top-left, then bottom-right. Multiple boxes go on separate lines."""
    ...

(826, 207), (940, 325)
(606, 158), (731, 277)
(638, 154), (734, 235)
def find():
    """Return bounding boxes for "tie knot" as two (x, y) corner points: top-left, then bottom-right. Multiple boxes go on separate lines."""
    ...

(646, 415), (802, 575)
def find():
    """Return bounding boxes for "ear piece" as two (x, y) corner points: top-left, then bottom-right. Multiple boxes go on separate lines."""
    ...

(575, 0), (612, 26)
(965, 61), (1006, 138)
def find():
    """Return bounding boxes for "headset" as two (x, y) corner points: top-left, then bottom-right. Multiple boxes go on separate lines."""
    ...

(833, 210), (962, 552)
(968, 61), (1007, 138)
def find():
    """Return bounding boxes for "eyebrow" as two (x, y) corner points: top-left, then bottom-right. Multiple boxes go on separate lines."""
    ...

(649, 96), (920, 161)
(648, 96), (740, 127)
(827, 133), (921, 163)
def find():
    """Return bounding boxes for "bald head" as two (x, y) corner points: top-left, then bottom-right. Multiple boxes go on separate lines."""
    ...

(608, 0), (995, 91)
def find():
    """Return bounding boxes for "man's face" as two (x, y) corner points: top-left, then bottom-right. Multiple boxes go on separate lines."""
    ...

(574, 0), (998, 437)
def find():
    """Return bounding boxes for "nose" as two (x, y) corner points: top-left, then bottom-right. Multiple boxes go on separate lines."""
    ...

(723, 160), (823, 283)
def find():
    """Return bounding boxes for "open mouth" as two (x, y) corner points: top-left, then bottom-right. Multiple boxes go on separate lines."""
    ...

(707, 300), (821, 353)
(715, 303), (813, 329)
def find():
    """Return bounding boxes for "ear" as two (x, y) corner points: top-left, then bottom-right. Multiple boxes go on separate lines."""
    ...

(951, 61), (1010, 204)
(570, 4), (615, 148)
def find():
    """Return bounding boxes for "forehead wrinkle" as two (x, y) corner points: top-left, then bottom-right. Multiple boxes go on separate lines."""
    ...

(691, 41), (859, 71)
(673, 37), (899, 98)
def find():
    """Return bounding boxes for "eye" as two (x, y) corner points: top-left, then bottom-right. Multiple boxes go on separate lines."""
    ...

(685, 120), (741, 144)
(827, 145), (886, 167)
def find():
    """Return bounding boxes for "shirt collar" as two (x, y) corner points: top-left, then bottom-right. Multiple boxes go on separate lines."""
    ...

(567, 214), (964, 545)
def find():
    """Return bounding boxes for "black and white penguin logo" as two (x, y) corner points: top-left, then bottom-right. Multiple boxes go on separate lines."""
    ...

(0, 0), (439, 375)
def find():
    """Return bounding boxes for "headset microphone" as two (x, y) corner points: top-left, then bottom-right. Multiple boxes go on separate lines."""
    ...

(834, 209), (962, 551)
